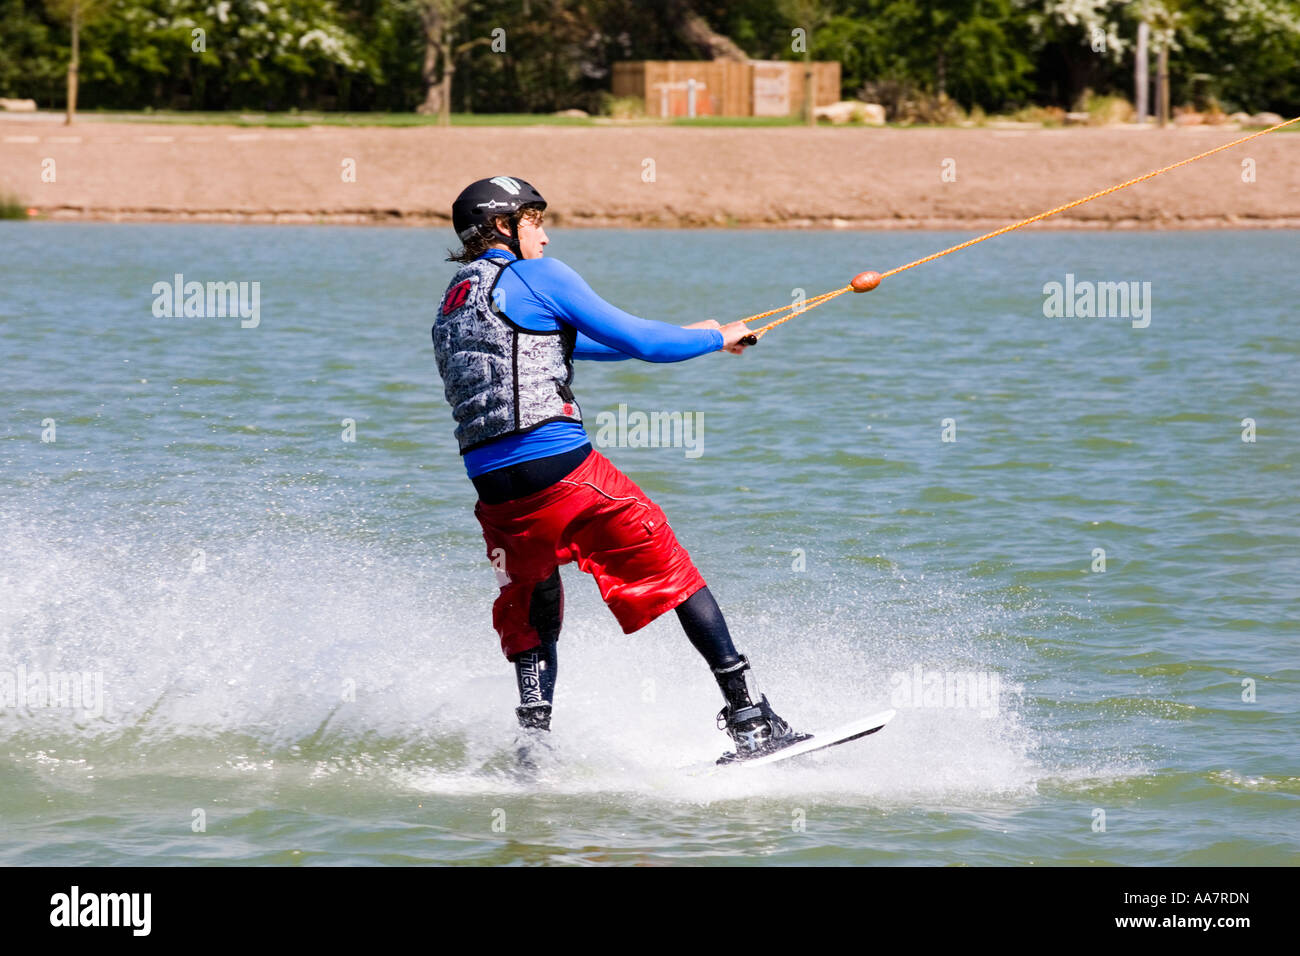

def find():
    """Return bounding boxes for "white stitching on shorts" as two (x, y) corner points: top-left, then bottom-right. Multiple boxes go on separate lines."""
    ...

(557, 479), (645, 506)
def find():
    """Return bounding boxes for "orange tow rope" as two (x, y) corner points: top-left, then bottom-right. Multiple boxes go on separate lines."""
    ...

(743, 115), (1300, 341)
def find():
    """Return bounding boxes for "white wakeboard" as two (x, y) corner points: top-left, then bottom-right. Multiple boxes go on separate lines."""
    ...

(689, 709), (896, 776)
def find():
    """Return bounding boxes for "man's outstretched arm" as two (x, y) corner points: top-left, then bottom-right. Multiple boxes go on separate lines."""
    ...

(573, 330), (634, 361)
(519, 258), (725, 363)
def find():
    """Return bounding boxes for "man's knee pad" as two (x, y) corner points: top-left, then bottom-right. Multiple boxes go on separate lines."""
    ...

(508, 571), (562, 709)
(528, 569), (563, 645)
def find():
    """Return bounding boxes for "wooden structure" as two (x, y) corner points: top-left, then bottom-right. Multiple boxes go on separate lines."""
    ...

(612, 61), (841, 119)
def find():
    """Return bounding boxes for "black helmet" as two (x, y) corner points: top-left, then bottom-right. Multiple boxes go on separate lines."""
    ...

(451, 176), (547, 247)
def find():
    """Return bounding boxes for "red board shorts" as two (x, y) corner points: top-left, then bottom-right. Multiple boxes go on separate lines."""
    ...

(474, 449), (707, 659)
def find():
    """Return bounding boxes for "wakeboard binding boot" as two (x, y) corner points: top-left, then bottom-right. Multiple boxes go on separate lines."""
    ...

(512, 702), (553, 774)
(515, 702), (552, 731)
(713, 655), (809, 764)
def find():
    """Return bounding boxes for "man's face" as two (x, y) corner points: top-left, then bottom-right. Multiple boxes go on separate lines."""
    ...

(495, 212), (548, 259)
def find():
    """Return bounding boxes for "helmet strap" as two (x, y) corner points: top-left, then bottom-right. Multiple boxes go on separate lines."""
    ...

(506, 213), (524, 256)
(490, 215), (522, 256)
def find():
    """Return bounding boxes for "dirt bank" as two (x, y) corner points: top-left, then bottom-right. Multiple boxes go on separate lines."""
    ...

(2, 119), (1298, 229)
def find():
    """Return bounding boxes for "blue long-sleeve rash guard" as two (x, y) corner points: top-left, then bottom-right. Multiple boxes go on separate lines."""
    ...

(461, 249), (723, 477)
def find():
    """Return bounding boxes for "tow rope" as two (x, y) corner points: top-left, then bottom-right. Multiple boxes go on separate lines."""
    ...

(738, 114), (1300, 344)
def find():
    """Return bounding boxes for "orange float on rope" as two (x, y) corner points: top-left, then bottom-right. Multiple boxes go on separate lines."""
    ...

(850, 271), (882, 293)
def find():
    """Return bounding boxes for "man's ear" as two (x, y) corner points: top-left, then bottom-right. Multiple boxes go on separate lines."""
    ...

(492, 215), (512, 238)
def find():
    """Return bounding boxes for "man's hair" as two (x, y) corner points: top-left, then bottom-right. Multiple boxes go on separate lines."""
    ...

(446, 204), (545, 264)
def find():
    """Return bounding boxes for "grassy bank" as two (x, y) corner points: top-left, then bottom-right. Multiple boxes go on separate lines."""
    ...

(34, 110), (811, 128)
(10, 108), (1291, 131)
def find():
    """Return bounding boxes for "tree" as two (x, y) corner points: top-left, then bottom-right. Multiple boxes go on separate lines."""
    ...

(43, 0), (109, 123)
(412, 0), (491, 124)
(809, 0), (1034, 115)
(82, 0), (371, 112)
(1172, 0), (1300, 113)
(1024, 0), (1130, 108)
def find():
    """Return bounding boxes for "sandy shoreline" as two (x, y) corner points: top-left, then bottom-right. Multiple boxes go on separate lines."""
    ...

(3, 119), (1298, 229)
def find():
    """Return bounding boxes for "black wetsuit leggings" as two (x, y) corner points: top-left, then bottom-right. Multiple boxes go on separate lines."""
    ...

(483, 445), (743, 702)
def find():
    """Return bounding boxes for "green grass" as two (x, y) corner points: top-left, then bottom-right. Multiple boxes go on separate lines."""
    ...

(670, 115), (805, 127)
(40, 107), (1300, 130)
(453, 112), (596, 126)
(0, 194), (28, 219)
(72, 109), (597, 127)
(63, 109), (827, 128)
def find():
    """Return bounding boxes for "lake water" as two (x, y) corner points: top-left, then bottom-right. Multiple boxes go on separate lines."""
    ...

(1, 222), (1296, 865)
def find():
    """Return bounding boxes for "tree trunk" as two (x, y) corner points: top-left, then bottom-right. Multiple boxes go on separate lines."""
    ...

(418, 40), (443, 114)
(65, 2), (80, 125)
(803, 61), (814, 126)
(1134, 21), (1149, 123)
(418, 32), (435, 112)
(667, 1), (747, 61)
(439, 36), (454, 128)
(417, 5), (445, 115)
(1156, 42), (1169, 128)
(418, 84), (444, 115)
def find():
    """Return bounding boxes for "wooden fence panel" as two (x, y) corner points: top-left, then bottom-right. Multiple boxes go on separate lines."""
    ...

(614, 61), (841, 117)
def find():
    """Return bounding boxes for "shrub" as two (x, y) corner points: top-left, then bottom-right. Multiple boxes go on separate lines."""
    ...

(0, 194), (28, 219)
(599, 94), (645, 120)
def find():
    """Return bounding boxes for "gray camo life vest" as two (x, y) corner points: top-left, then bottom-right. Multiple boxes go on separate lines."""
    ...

(432, 256), (581, 454)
